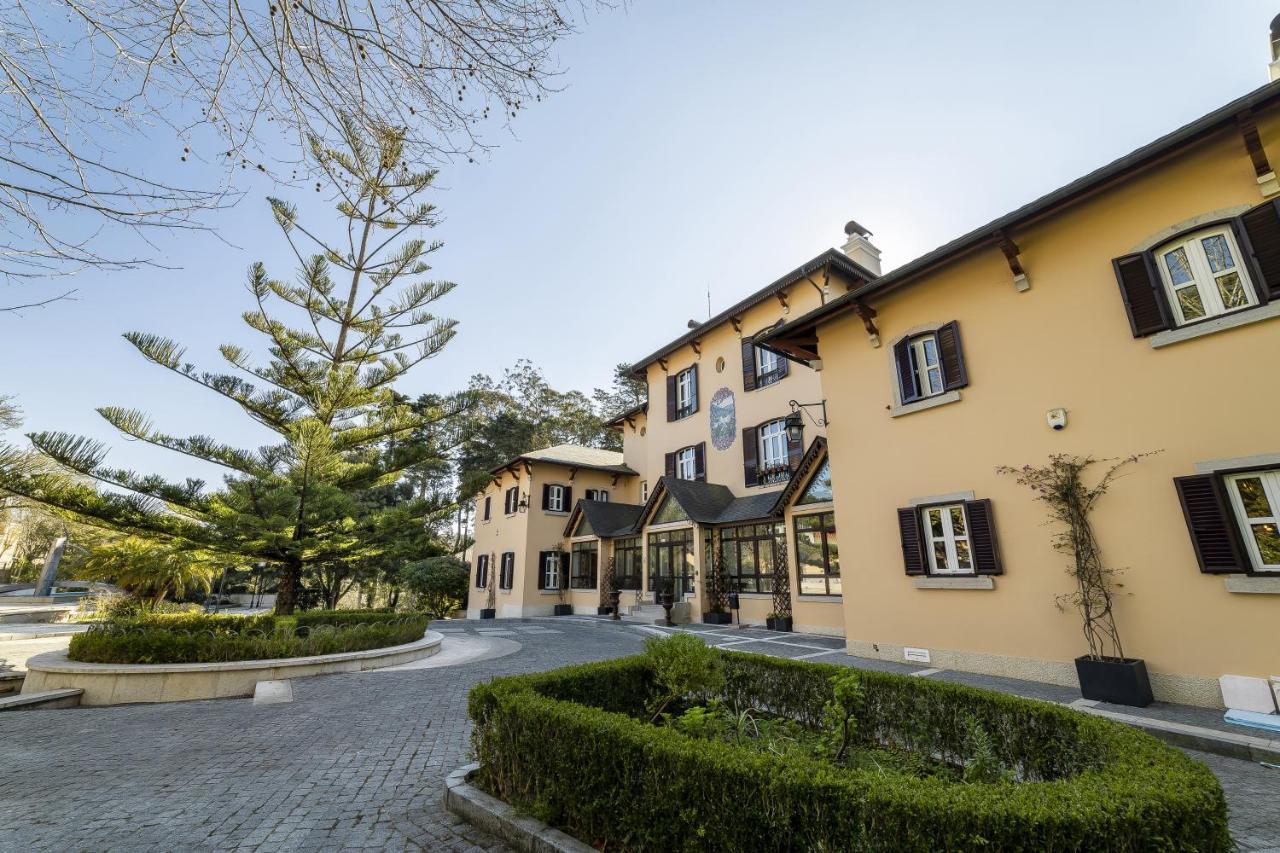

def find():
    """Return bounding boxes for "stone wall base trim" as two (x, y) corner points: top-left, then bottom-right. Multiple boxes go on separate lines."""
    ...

(842, 639), (1224, 708)
(444, 762), (593, 853)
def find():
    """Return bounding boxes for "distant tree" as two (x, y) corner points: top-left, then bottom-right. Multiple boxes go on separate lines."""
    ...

(402, 556), (470, 619)
(0, 121), (465, 613)
(593, 362), (647, 420)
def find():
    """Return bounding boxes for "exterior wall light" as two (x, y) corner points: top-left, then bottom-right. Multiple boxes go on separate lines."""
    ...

(786, 400), (829, 443)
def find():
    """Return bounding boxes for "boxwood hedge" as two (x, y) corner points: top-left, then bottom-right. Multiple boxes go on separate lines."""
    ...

(468, 652), (1230, 852)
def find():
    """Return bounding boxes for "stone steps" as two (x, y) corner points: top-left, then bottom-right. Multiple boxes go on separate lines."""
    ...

(0, 688), (82, 712)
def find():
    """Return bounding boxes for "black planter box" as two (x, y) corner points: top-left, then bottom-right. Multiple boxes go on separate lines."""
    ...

(597, 606), (613, 615)
(774, 616), (793, 633)
(1074, 655), (1153, 707)
(702, 611), (731, 625)
(765, 616), (777, 631)
(479, 608), (495, 620)
(553, 604), (574, 616)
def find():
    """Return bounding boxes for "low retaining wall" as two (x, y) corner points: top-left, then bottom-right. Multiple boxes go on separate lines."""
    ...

(20, 630), (443, 705)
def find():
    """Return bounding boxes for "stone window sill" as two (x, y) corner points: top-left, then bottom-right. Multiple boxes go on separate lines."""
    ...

(1151, 301), (1280, 349)
(1224, 575), (1280, 594)
(796, 594), (843, 603)
(734, 592), (772, 600)
(912, 576), (995, 590)
(890, 390), (962, 418)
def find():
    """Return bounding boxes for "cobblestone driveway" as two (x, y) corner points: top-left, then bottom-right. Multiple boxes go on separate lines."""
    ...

(1, 619), (1277, 851)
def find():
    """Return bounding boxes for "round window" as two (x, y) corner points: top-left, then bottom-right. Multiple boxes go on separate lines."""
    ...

(715, 356), (725, 373)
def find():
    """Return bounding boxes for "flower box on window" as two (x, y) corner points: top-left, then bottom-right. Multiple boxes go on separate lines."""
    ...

(757, 463), (791, 486)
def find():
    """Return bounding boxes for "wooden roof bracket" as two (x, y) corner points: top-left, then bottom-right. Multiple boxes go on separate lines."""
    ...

(730, 315), (742, 334)
(611, 473), (621, 486)
(690, 338), (701, 356)
(803, 272), (826, 303)
(567, 466), (579, 482)
(657, 357), (668, 373)
(996, 231), (1032, 293)
(522, 461), (532, 477)
(852, 301), (880, 348)
(1238, 109), (1280, 198)
(775, 289), (790, 314)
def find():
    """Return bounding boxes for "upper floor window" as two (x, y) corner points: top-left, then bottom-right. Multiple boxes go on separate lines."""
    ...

(542, 483), (569, 513)
(1224, 470), (1280, 572)
(753, 346), (785, 388)
(893, 322), (967, 407)
(482, 495), (491, 522)
(1155, 228), (1256, 325)
(664, 364), (699, 422)
(503, 486), (519, 515)
(676, 447), (697, 480)
(585, 488), (609, 503)
(758, 419), (789, 484)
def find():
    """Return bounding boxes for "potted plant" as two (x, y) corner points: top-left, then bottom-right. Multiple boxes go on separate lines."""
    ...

(1000, 453), (1156, 707)
(480, 555), (496, 619)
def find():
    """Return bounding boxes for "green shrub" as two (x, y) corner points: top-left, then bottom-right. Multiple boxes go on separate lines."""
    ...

(643, 632), (725, 721)
(469, 652), (1230, 852)
(68, 611), (428, 664)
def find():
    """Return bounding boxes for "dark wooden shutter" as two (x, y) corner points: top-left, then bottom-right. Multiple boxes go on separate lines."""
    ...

(688, 364), (699, 415)
(742, 426), (759, 487)
(1235, 200), (1280, 302)
(483, 496), (491, 521)
(694, 442), (706, 482)
(563, 486), (572, 511)
(536, 551), (549, 589)
(560, 552), (571, 589)
(935, 321), (968, 390)
(666, 374), (677, 421)
(897, 507), (927, 575)
(664, 451), (676, 479)
(964, 499), (1003, 575)
(893, 338), (920, 404)
(476, 555), (487, 588)
(777, 351), (790, 379)
(741, 338), (757, 391)
(541, 484), (551, 510)
(786, 423), (804, 470)
(1112, 252), (1172, 337)
(1174, 475), (1248, 574)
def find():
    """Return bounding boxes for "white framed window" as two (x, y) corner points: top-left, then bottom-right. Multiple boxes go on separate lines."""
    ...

(759, 419), (788, 469)
(585, 488), (609, 503)
(1155, 228), (1256, 326)
(641, 481), (649, 502)
(675, 447), (697, 480)
(542, 552), (561, 589)
(922, 503), (974, 575)
(754, 346), (781, 384)
(1224, 471), (1280, 572)
(547, 484), (566, 513)
(908, 333), (944, 399)
(676, 367), (696, 418)
(504, 487), (519, 515)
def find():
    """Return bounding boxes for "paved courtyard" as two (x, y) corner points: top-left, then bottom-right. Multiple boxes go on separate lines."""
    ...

(1, 618), (1277, 851)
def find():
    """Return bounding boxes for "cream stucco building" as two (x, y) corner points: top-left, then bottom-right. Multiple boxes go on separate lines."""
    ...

(468, 63), (1280, 707)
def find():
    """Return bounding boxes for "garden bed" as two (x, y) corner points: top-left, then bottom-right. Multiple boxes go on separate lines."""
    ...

(468, 637), (1230, 851)
(68, 611), (429, 664)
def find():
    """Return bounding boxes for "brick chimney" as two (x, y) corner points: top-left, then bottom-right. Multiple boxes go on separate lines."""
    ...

(840, 220), (881, 276)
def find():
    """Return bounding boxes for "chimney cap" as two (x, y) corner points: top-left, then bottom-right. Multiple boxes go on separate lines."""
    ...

(844, 219), (872, 238)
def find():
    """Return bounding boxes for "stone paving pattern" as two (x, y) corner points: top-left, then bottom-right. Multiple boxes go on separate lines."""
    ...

(1, 617), (1277, 851)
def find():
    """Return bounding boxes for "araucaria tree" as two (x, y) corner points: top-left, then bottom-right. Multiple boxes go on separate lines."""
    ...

(0, 120), (464, 613)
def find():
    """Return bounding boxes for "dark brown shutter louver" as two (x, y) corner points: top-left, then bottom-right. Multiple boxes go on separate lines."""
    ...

(666, 374), (677, 421)
(893, 338), (920, 404)
(1174, 474), (1248, 573)
(786, 423), (804, 470)
(664, 451), (676, 479)
(483, 496), (491, 521)
(742, 426), (759, 487)
(563, 486), (572, 511)
(936, 321), (969, 390)
(560, 552), (571, 589)
(688, 364), (699, 415)
(964, 499), (1003, 575)
(1236, 199), (1280, 302)
(1112, 252), (1172, 337)
(694, 442), (706, 482)
(741, 338), (757, 392)
(541, 484), (551, 510)
(536, 551), (549, 589)
(897, 507), (927, 575)
(777, 350), (790, 379)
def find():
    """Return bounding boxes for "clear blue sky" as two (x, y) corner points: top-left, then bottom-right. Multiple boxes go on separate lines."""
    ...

(3, 1), (1275, 483)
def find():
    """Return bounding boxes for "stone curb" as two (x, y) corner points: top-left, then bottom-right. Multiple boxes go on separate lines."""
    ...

(443, 763), (593, 853)
(1073, 704), (1280, 764)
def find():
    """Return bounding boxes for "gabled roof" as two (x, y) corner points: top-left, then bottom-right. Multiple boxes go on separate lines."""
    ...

(715, 491), (786, 525)
(604, 401), (648, 429)
(489, 443), (637, 476)
(769, 437), (828, 514)
(634, 476), (786, 528)
(627, 248), (877, 377)
(563, 500), (646, 539)
(760, 79), (1280, 360)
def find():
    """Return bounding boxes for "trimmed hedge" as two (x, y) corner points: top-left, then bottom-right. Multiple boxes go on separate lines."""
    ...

(469, 653), (1230, 852)
(68, 611), (429, 664)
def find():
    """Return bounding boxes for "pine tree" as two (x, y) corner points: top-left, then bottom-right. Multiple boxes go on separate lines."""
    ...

(0, 120), (465, 613)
